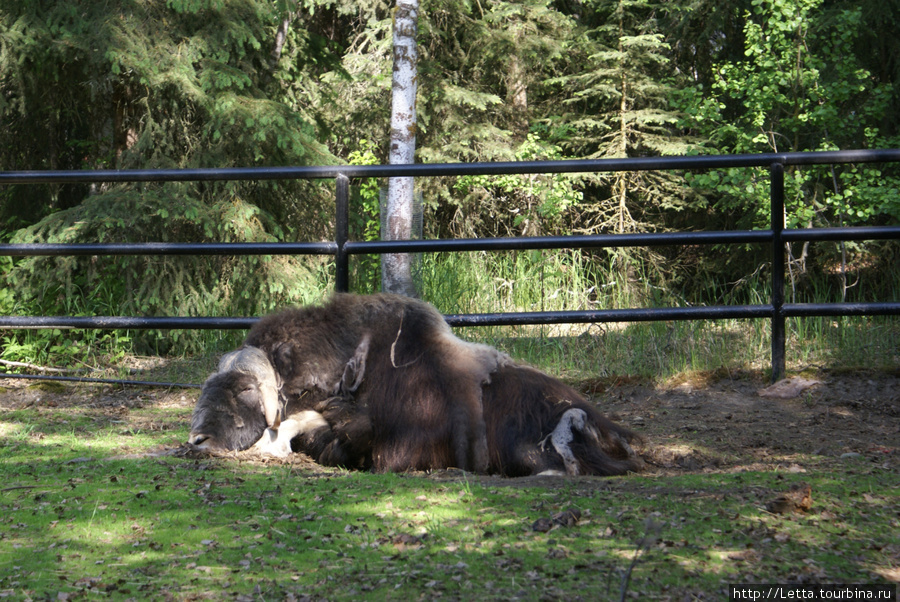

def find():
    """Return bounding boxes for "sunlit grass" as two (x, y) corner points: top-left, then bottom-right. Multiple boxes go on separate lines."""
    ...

(412, 251), (898, 380)
(1, 418), (896, 601)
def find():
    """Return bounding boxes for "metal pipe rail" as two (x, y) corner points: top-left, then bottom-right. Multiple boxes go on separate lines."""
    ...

(2, 149), (899, 183)
(2, 149), (899, 384)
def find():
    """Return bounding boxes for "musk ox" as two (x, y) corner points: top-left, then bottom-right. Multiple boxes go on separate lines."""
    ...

(188, 293), (642, 476)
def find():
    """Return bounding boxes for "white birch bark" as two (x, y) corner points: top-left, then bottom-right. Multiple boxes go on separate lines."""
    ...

(383, 0), (419, 297)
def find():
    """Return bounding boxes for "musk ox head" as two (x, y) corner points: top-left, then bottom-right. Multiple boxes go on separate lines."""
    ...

(215, 346), (281, 426)
(188, 347), (281, 451)
(189, 371), (270, 451)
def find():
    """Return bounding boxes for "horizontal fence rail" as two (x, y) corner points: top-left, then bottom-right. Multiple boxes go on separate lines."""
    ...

(3, 226), (900, 256)
(2, 149), (899, 386)
(0, 242), (337, 257)
(2, 149), (899, 183)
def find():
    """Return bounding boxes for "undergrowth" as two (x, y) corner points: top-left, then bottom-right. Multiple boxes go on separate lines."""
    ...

(1, 249), (897, 381)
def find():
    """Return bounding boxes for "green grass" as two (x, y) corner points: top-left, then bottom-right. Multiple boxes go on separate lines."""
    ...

(417, 251), (899, 380)
(0, 398), (897, 600)
(449, 314), (897, 383)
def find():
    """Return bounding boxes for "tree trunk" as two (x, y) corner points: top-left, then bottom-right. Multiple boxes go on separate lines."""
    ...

(270, 16), (291, 71)
(383, 0), (419, 297)
(508, 35), (528, 132)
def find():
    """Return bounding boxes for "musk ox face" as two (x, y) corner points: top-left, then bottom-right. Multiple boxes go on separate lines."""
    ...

(187, 345), (359, 462)
(215, 346), (281, 427)
(189, 371), (270, 451)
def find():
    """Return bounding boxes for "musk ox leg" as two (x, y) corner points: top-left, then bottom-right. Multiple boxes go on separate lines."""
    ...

(247, 403), (373, 470)
(310, 396), (374, 469)
(249, 410), (330, 458)
(540, 408), (618, 476)
(448, 340), (507, 473)
(483, 364), (644, 477)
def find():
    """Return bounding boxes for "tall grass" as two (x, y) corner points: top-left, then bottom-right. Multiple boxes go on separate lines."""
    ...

(2, 247), (897, 380)
(415, 250), (898, 380)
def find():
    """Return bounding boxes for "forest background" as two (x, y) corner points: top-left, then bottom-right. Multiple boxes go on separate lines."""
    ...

(0, 0), (898, 366)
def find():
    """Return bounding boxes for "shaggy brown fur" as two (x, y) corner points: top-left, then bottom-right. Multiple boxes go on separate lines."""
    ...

(244, 294), (502, 472)
(190, 293), (643, 476)
(482, 364), (642, 476)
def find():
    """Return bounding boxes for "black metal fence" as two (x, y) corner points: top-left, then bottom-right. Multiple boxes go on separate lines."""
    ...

(2, 149), (900, 384)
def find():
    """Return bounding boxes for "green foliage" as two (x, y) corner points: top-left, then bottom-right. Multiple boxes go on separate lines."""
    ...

(0, 0), (343, 359)
(3, 186), (329, 356)
(416, 0), (574, 161)
(347, 141), (382, 242)
(347, 139), (383, 293)
(453, 133), (584, 236)
(0, 0), (898, 363)
(0, 0), (336, 225)
(540, 0), (701, 255)
(681, 0), (899, 229)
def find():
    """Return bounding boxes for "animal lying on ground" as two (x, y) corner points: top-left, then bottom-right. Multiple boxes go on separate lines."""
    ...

(188, 293), (642, 476)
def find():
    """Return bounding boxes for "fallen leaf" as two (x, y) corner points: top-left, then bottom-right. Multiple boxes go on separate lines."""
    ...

(391, 533), (423, 551)
(764, 482), (813, 514)
(552, 507), (582, 527)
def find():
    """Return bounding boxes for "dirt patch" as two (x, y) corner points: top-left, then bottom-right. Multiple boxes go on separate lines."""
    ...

(1, 369), (898, 482)
(601, 369), (900, 476)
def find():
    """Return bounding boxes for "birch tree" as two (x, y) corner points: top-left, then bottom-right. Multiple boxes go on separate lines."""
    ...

(382, 0), (419, 297)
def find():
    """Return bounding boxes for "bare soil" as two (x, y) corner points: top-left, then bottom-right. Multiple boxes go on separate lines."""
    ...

(1, 368), (897, 481)
(600, 369), (900, 477)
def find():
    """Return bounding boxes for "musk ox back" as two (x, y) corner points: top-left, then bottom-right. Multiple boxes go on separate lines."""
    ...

(188, 293), (643, 476)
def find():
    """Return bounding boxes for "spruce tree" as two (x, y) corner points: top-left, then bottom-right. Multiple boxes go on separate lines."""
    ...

(0, 0), (340, 353)
(546, 0), (697, 236)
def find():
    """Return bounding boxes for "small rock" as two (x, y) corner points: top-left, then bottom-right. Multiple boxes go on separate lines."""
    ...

(758, 377), (820, 399)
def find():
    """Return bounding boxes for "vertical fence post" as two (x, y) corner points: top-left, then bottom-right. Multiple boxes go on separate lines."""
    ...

(335, 174), (350, 293)
(770, 162), (786, 382)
